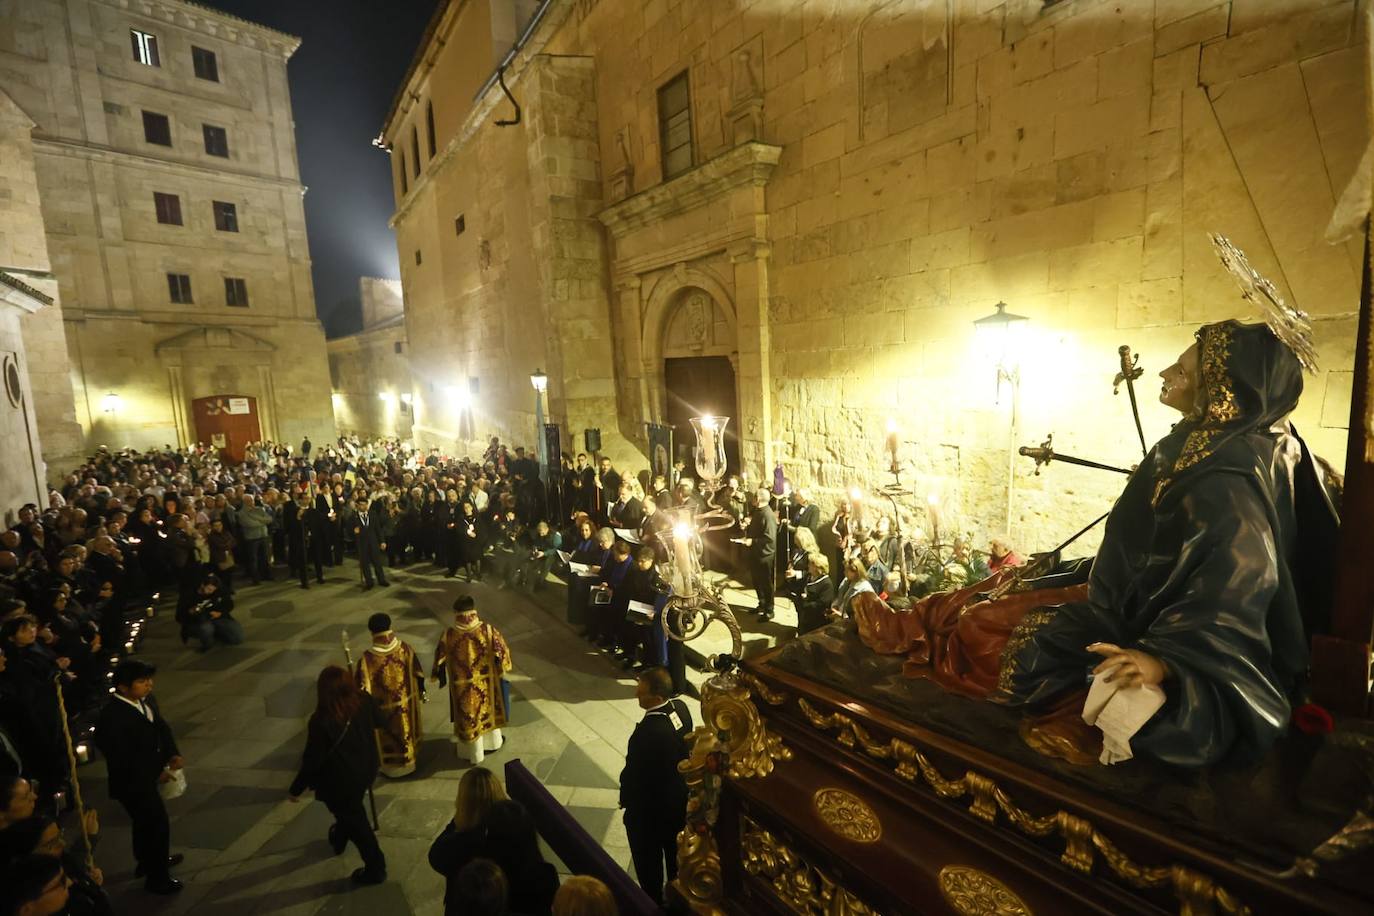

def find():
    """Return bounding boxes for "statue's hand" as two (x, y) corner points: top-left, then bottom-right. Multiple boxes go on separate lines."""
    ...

(1087, 643), (1166, 689)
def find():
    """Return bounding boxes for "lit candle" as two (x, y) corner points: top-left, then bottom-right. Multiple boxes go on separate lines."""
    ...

(885, 418), (899, 468)
(76, 743), (89, 764)
(672, 519), (695, 598)
(927, 492), (941, 545)
(849, 487), (864, 532)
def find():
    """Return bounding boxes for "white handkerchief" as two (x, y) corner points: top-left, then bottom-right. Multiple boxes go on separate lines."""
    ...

(1082, 666), (1166, 766)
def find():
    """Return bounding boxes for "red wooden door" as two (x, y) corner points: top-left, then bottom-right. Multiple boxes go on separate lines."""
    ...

(191, 395), (261, 463)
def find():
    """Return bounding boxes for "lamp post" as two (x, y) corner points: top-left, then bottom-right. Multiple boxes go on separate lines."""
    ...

(530, 369), (548, 485)
(973, 302), (1029, 536)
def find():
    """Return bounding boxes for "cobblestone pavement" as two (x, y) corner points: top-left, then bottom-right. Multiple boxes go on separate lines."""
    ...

(81, 559), (702, 916)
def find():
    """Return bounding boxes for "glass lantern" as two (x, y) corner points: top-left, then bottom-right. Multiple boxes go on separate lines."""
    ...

(689, 415), (729, 488)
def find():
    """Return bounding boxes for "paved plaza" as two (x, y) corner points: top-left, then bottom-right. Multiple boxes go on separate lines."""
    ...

(79, 562), (715, 916)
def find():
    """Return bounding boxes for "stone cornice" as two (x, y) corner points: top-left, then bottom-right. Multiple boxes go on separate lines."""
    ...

(32, 136), (305, 192)
(99, 0), (302, 58)
(597, 142), (782, 239)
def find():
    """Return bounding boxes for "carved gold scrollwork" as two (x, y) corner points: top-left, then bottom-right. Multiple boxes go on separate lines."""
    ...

(795, 697), (1252, 916)
(813, 788), (882, 843)
(741, 671), (789, 706)
(702, 675), (792, 780)
(938, 865), (1032, 916)
(741, 816), (880, 916)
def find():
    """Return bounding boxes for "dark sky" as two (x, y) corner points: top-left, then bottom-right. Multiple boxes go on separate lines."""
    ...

(204, 0), (440, 337)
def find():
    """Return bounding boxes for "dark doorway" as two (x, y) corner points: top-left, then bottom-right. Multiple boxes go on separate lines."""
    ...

(664, 356), (740, 476)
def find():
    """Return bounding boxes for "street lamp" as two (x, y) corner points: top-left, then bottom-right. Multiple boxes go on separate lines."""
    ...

(530, 369), (548, 485)
(100, 392), (121, 414)
(973, 301), (1029, 396)
(973, 302), (1029, 537)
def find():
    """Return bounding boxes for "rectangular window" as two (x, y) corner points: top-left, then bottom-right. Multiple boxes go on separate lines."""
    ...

(153, 191), (182, 226)
(203, 124), (229, 157)
(414, 249), (422, 266)
(130, 29), (160, 67)
(192, 46), (219, 82)
(398, 153), (408, 195)
(212, 200), (238, 232)
(454, 214), (465, 236)
(224, 277), (248, 307)
(658, 71), (693, 180)
(167, 273), (192, 304)
(411, 129), (421, 177)
(394, 341), (404, 354)
(426, 102), (437, 157)
(142, 110), (171, 146)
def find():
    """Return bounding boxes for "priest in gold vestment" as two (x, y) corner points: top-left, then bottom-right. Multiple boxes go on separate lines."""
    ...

(432, 595), (512, 764)
(354, 612), (427, 777)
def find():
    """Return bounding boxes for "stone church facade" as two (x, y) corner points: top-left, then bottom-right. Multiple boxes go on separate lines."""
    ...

(385, 0), (1365, 549)
(327, 277), (413, 440)
(0, 0), (334, 465)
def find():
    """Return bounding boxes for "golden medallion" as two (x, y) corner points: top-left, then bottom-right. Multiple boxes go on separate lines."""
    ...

(812, 788), (882, 843)
(937, 866), (1032, 916)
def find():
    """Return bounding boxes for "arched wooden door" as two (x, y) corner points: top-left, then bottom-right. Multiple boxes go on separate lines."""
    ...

(191, 395), (261, 462)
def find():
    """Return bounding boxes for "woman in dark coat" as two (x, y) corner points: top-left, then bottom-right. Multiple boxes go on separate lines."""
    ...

(288, 666), (387, 884)
(428, 799), (558, 916)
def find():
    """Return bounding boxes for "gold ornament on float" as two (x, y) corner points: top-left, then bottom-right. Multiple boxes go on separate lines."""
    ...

(937, 865), (1032, 916)
(813, 788), (882, 844)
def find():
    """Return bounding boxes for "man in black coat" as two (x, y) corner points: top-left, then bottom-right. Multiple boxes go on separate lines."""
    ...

(740, 488), (779, 620)
(285, 492), (326, 589)
(93, 659), (184, 894)
(351, 495), (390, 590)
(607, 481), (643, 531)
(618, 666), (692, 905)
(593, 457), (620, 524)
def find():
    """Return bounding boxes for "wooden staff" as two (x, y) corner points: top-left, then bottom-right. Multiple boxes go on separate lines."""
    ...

(53, 676), (95, 872)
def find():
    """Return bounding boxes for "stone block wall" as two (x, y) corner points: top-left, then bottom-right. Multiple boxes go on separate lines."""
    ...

(328, 320), (412, 440)
(383, 0), (1365, 553)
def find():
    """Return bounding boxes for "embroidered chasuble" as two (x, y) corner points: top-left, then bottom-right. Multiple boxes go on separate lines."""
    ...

(434, 621), (511, 742)
(355, 637), (426, 777)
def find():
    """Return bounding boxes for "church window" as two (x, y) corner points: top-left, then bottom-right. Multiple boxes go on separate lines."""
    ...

(153, 192), (182, 226)
(658, 71), (693, 180)
(203, 124), (229, 158)
(224, 277), (249, 307)
(192, 46), (219, 82)
(131, 29), (160, 67)
(142, 111), (171, 146)
(426, 102), (437, 157)
(213, 201), (238, 232)
(167, 273), (192, 304)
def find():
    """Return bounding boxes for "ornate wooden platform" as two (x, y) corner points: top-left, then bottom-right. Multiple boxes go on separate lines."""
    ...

(669, 650), (1372, 916)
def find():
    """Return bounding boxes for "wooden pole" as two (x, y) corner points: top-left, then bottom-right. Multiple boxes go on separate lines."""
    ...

(54, 677), (95, 872)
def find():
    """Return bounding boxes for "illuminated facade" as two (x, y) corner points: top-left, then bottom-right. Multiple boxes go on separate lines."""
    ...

(383, 0), (1363, 549)
(0, 0), (334, 458)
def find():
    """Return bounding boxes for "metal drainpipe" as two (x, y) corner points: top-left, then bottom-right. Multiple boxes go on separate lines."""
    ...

(475, 0), (555, 104)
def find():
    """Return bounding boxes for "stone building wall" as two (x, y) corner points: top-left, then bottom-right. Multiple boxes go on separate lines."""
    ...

(385, 0), (1365, 551)
(0, 0), (334, 459)
(0, 89), (64, 511)
(328, 277), (413, 439)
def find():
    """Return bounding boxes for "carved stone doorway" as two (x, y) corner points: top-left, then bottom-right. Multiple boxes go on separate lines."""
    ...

(664, 356), (740, 476)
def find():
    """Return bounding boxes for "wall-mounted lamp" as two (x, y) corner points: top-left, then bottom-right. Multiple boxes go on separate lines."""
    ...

(100, 392), (121, 414)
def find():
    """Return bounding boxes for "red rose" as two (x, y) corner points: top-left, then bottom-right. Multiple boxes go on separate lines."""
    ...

(1291, 703), (1334, 735)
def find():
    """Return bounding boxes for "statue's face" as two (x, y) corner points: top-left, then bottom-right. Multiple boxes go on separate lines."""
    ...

(1159, 342), (1200, 414)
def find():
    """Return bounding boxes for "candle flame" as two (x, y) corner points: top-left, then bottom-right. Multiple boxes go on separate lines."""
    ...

(886, 417), (898, 433)
(673, 522), (693, 540)
(848, 487), (863, 502)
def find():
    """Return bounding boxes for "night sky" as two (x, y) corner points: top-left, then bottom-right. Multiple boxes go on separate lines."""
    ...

(204, 0), (440, 337)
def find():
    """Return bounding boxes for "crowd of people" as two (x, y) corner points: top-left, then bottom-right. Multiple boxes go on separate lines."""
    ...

(0, 431), (1017, 914)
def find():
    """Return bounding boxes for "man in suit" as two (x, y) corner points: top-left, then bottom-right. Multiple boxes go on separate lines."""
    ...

(593, 457), (620, 524)
(607, 481), (643, 531)
(315, 486), (344, 567)
(352, 494), (390, 590)
(286, 491), (326, 589)
(739, 488), (779, 620)
(618, 666), (692, 906)
(93, 659), (184, 895)
(784, 487), (820, 538)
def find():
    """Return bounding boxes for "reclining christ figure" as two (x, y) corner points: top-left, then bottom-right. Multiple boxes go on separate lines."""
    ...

(855, 319), (1340, 769)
